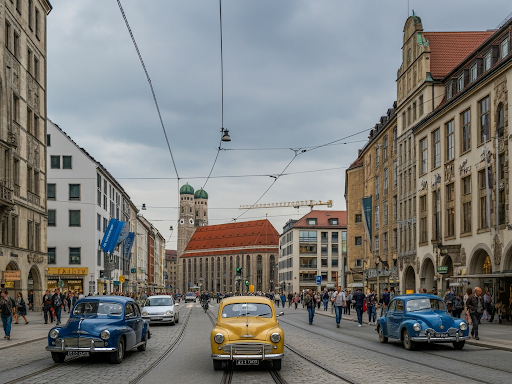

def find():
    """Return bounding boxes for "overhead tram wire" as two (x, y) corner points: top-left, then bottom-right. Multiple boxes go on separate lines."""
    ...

(116, 0), (179, 181)
(203, 0), (226, 190)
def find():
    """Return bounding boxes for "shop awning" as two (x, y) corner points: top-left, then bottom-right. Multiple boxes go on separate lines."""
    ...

(348, 282), (364, 288)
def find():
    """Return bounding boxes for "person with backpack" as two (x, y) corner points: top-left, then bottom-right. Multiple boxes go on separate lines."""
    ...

(1, 289), (16, 340)
(366, 289), (378, 325)
(322, 290), (330, 311)
(51, 288), (65, 325)
(13, 292), (28, 324)
(331, 286), (346, 328)
(304, 289), (316, 325)
(451, 292), (463, 318)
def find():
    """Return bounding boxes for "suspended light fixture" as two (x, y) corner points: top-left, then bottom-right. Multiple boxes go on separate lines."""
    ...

(221, 127), (231, 142)
(142, 204), (147, 210)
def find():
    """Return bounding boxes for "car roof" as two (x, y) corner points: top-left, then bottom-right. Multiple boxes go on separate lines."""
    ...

(76, 295), (135, 304)
(392, 294), (442, 301)
(147, 295), (173, 299)
(220, 295), (274, 306)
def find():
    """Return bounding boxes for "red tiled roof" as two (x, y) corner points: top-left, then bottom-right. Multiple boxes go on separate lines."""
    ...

(348, 158), (363, 170)
(182, 219), (279, 257)
(184, 248), (278, 258)
(424, 31), (495, 78)
(291, 210), (347, 229)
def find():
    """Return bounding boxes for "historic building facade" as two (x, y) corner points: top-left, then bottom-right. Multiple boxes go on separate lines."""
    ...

(279, 210), (347, 293)
(0, 0), (52, 307)
(179, 219), (279, 293)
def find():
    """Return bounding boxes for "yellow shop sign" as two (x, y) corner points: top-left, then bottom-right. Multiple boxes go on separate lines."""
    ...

(47, 267), (88, 276)
(3, 271), (21, 281)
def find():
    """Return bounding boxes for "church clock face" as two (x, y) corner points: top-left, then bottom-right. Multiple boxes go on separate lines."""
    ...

(179, 218), (185, 225)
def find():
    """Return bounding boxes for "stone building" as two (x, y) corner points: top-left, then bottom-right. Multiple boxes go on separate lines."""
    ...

(179, 219), (279, 293)
(164, 249), (177, 291)
(279, 210), (347, 293)
(0, 0), (52, 307)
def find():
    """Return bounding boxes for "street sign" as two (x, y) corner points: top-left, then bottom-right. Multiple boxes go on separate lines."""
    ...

(437, 266), (449, 274)
(119, 275), (125, 283)
(131, 268), (136, 273)
(316, 275), (322, 285)
(249, 285), (255, 293)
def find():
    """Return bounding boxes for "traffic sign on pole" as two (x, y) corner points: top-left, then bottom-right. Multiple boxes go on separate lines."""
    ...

(316, 275), (321, 285)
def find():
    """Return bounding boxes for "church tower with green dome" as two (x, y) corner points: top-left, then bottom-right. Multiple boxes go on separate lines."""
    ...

(177, 183), (209, 258)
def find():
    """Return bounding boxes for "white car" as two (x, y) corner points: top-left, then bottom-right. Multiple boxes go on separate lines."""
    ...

(141, 295), (179, 325)
(185, 293), (197, 303)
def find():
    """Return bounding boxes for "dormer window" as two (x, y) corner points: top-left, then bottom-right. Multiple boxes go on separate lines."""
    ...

(470, 64), (477, 82)
(446, 81), (452, 101)
(329, 218), (338, 226)
(307, 218), (317, 226)
(457, 73), (464, 92)
(484, 51), (491, 72)
(501, 39), (509, 59)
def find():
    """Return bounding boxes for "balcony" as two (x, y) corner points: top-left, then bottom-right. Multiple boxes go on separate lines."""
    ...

(27, 190), (40, 207)
(0, 180), (14, 215)
(299, 263), (317, 269)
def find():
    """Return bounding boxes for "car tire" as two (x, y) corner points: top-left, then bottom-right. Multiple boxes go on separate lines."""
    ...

(138, 332), (148, 351)
(110, 337), (125, 364)
(175, 314), (179, 324)
(272, 359), (282, 370)
(402, 329), (416, 351)
(378, 325), (388, 343)
(452, 341), (465, 350)
(213, 359), (224, 370)
(51, 352), (66, 363)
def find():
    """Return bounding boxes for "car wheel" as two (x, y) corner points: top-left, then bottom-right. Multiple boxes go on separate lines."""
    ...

(110, 337), (125, 364)
(175, 314), (179, 324)
(138, 332), (148, 352)
(51, 352), (66, 363)
(402, 329), (416, 351)
(272, 359), (282, 370)
(453, 341), (465, 350)
(378, 325), (388, 343)
(213, 359), (224, 370)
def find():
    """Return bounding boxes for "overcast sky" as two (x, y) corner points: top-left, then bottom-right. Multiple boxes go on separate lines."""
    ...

(46, 1), (512, 249)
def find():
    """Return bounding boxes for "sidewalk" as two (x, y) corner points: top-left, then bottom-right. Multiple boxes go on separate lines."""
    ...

(281, 303), (512, 352)
(0, 308), (70, 350)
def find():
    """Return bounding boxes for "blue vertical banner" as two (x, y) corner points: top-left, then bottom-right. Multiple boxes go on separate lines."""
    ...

(100, 219), (127, 253)
(123, 232), (135, 258)
(362, 197), (372, 251)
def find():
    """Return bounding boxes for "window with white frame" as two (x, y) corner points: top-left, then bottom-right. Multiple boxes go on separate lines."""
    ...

(457, 73), (464, 92)
(446, 120), (454, 161)
(446, 82), (452, 101)
(501, 39), (509, 59)
(470, 64), (477, 82)
(432, 128), (440, 168)
(375, 175), (380, 200)
(484, 51), (491, 72)
(375, 205), (379, 230)
(420, 137), (427, 174)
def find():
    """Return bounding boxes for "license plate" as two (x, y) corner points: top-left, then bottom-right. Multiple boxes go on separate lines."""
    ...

(151, 317), (163, 321)
(236, 360), (259, 366)
(68, 352), (89, 357)
(435, 333), (449, 338)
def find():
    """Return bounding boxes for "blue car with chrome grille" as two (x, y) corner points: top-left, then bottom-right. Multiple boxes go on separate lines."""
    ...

(376, 294), (469, 350)
(46, 296), (150, 364)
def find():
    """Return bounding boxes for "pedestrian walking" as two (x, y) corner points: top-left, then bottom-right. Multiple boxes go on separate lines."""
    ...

(366, 289), (377, 325)
(288, 292), (293, 308)
(352, 288), (365, 326)
(293, 293), (299, 309)
(451, 292), (463, 318)
(331, 286), (346, 328)
(345, 290), (352, 315)
(42, 290), (53, 324)
(281, 293), (286, 308)
(51, 288), (65, 325)
(28, 291), (34, 311)
(466, 286), (484, 340)
(1, 289), (16, 340)
(483, 288), (492, 321)
(275, 293), (281, 308)
(379, 288), (390, 317)
(304, 289), (316, 325)
(13, 292), (29, 324)
(315, 292), (321, 309)
(322, 290), (330, 311)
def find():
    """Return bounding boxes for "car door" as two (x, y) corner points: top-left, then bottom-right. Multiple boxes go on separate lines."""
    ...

(132, 303), (143, 342)
(384, 300), (396, 337)
(388, 300), (403, 338)
(124, 303), (138, 348)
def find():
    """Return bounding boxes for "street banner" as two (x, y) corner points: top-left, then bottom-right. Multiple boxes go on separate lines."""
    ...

(100, 219), (127, 253)
(117, 222), (130, 245)
(362, 197), (372, 251)
(123, 232), (135, 258)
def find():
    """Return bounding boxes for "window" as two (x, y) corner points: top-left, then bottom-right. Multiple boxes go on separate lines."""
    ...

(13, 32), (19, 58)
(329, 218), (338, 226)
(420, 137), (427, 174)
(48, 247), (56, 264)
(446, 82), (452, 101)
(393, 127), (397, 154)
(497, 105), (505, 139)
(480, 196), (487, 229)
(393, 160), (397, 188)
(35, 8), (40, 39)
(69, 184), (80, 200)
(355, 214), (362, 223)
(383, 232), (388, 253)
(457, 73), (464, 92)
(375, 205), (379, 230)
(502, 39), (509, 59)
(34, 57), (39, 81)
(321, 246), (328, 257)
(321, 232), (328, 243)
(50, 156), (60, 169)
(446, 183), (454, 202)
(47, 183), (56, 199)
(332, 232), (338, 242)
(461, 109), (471, 152)
(375, 175), (380, 200)
(446, 120), (454, 161)
(376, 146), (380, 167)
(447, 207), (455, 237)
(331, 258), (338, 267)
(484, 51), (491, 72)
(69, 210), (80, 227)
(13, 94), (19, 122)
(47, 134), (51, 146)
(463, 201), (472, 233)
(69, 248), (81, 264)
(479, 97), (490, 144)
(103, 217), (107, 233)
(16, 0), (21, 13)
(48, 209), (56, 226)
(393, 196), (397, 221)
(28, 0), (33, 29)
(470, 64), (477, 82)
(97, 250), (102, 267)
(5, 21), (10, 49)
(419, 95), (424, 116)
(383, 201), (388, 226)
(383, 136), (388, 159)
(332, 244), (339, 255)
(384, 168), (389, 195)
(355, 237), (362, 246)
(374, 236), (379, 251)
(97, 214), (101, 231)
(299, 231), (317, 242)
(27, 49), (33, 73)
(463, 176), (471, 195)
(63, 156), (72, 169)
(432, 129), (440, 168)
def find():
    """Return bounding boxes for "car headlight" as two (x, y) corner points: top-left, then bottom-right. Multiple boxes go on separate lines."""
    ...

(166, 310), (173, 315)
(49, 329), (59, 339)
(270, 333), (281, 343)
(412, 323), (421, 332)
(459, 322), (468, 331)
(142, 311), (148, 316)
(214, 333), (224, 344)
(100, 330), (111, 340)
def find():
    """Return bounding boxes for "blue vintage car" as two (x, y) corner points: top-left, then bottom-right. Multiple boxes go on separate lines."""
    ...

(376, 294), (469, 350)
(45, 296), (150, 364)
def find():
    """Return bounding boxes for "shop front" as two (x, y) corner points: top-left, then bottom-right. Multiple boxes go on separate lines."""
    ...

(47, 267), (88, 293)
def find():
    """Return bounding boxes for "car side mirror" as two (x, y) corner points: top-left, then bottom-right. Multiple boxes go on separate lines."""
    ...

(278, 312), (284, 317)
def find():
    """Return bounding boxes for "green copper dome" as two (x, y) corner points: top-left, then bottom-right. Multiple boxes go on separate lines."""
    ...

(194, 188), (208, 199)
(180, 183), (194, 195)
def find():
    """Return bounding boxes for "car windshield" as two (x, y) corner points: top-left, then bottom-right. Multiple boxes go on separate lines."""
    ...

(186, 294), (195, 297)
(222, 303), (273, 318)
(146, 297), (173, 307)
(73, 302), (123, 316)
(406, 298), (446, 312)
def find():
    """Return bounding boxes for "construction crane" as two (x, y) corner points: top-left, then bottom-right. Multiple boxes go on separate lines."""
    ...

(239, 200), (333, 211)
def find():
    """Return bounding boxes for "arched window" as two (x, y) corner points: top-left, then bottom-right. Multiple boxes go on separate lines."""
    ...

(256, 255), (263, 292)
(269, 255), (275, 288)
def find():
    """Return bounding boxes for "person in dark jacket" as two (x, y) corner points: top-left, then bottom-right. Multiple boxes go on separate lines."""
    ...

(352, 288), (365, 326)
(42, 290), (53, 324)
(380, 288), (390, 316)
(466, 287), (484, 340)
(51, 288), (65, 325)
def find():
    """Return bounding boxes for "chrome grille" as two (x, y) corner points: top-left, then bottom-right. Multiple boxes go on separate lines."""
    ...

(57, 337), (104, 348)
(223, 343), (273, 355)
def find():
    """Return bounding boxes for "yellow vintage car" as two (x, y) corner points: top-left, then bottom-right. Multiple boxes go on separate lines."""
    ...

(210, 296), (284, 370)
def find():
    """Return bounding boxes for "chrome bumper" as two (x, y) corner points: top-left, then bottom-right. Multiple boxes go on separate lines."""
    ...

(46, 338), (116, 353)
(212, 353), (283, 360)
(410, 335), (470, 342)
(212, 342), (282, 360)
